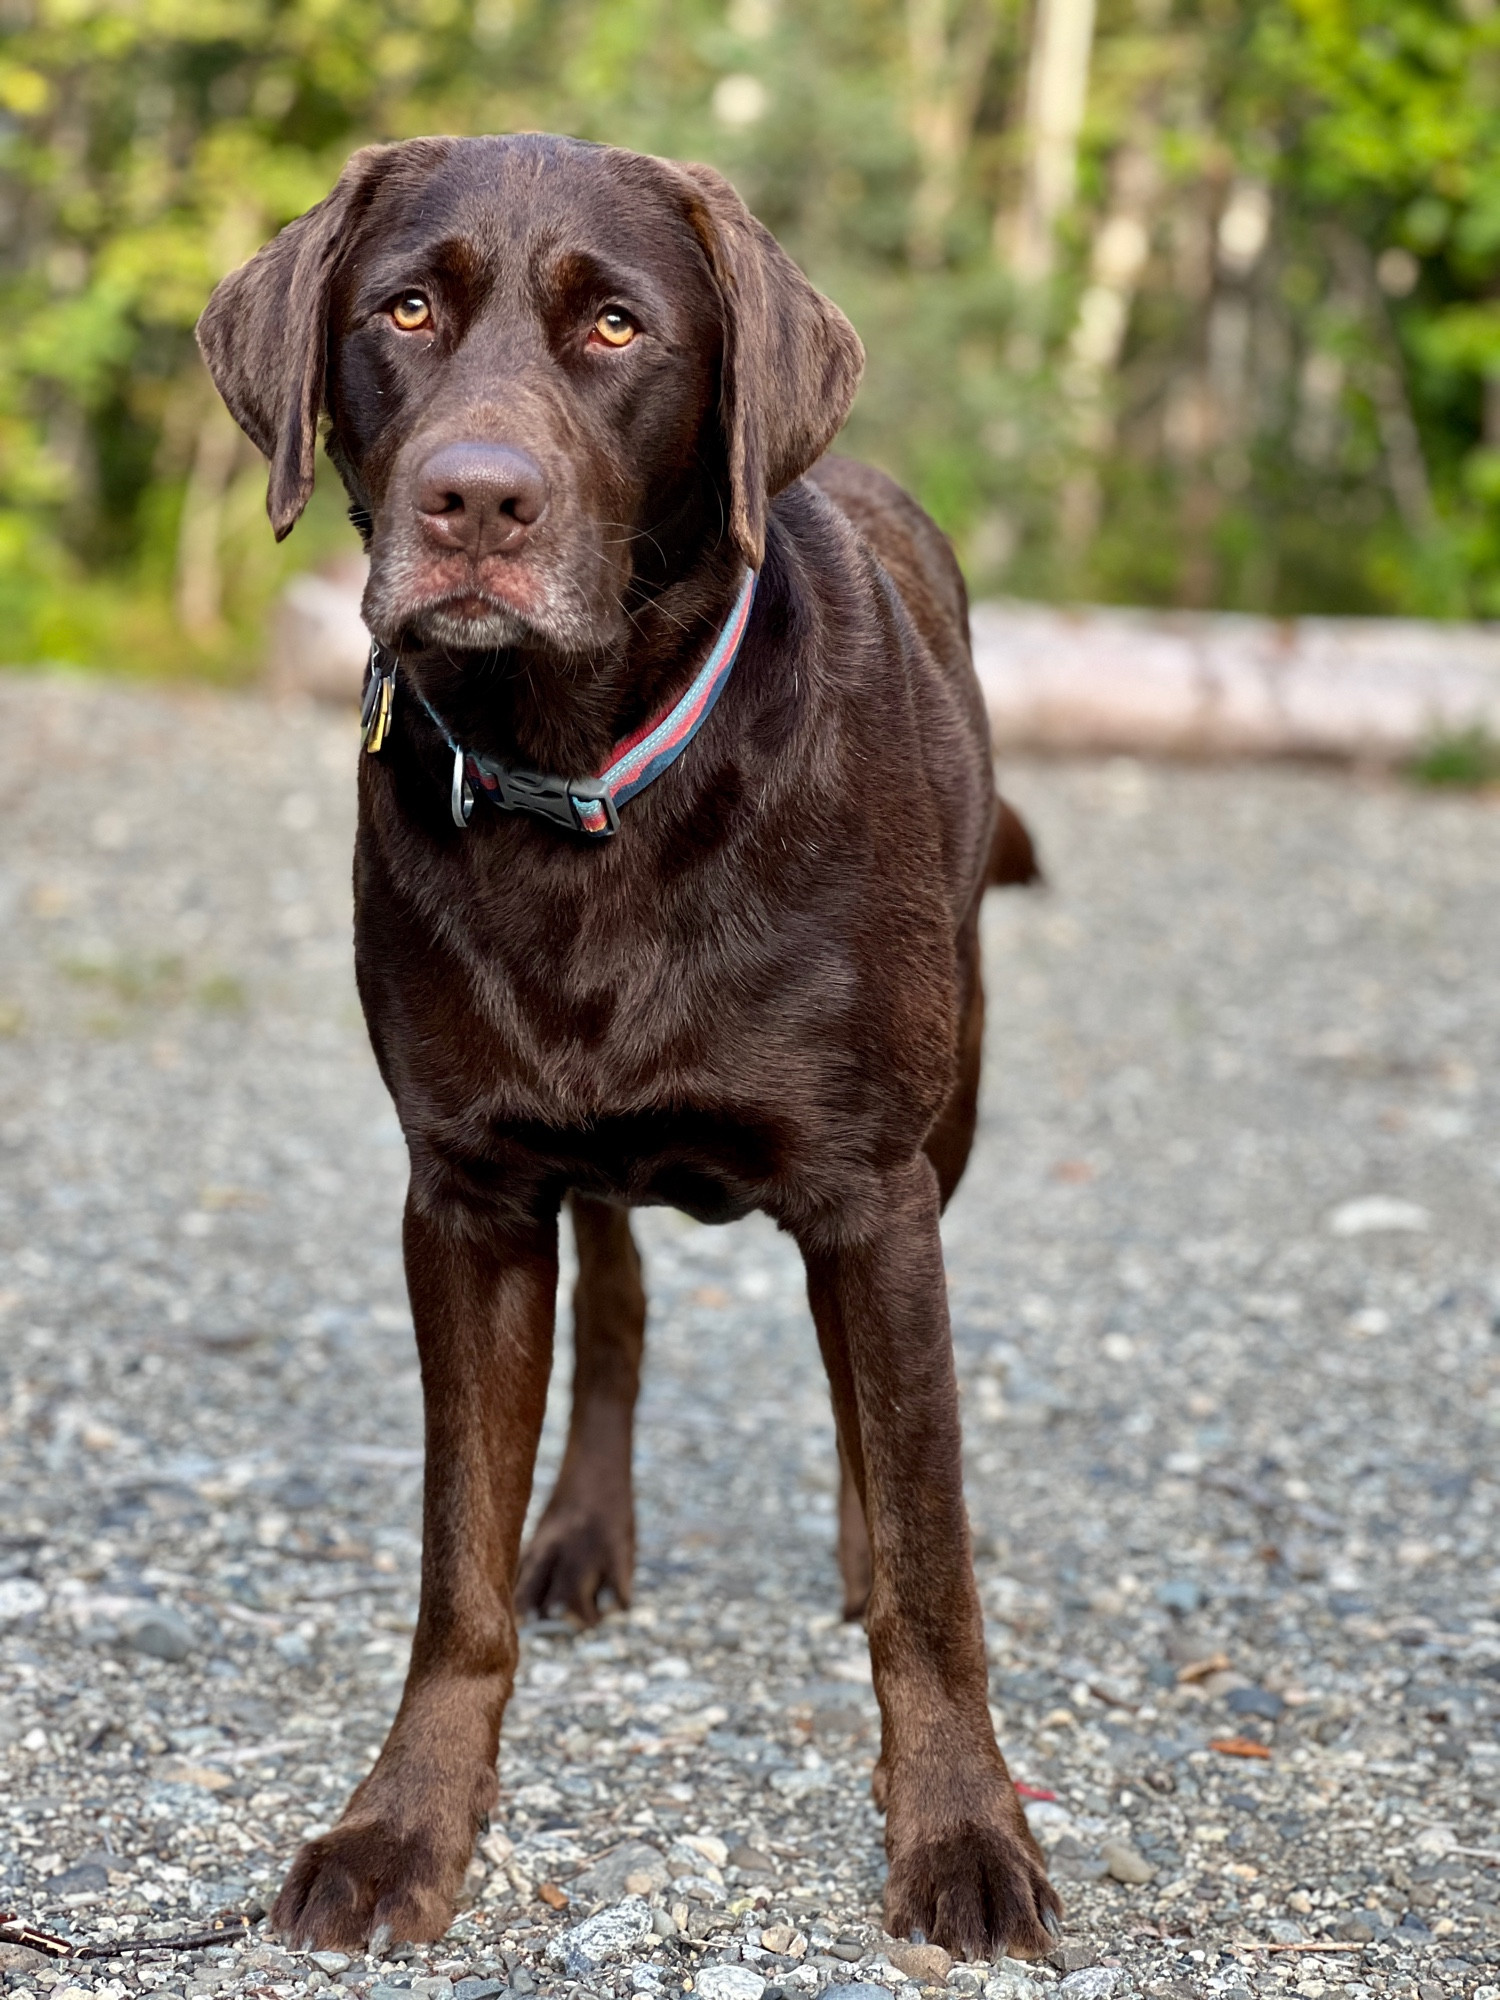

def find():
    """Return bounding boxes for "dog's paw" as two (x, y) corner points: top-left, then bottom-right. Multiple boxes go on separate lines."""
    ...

(884, 1785), (1062, 1961)
(270, 1816), (466, 1952)
(516, 1504), (632, 1625)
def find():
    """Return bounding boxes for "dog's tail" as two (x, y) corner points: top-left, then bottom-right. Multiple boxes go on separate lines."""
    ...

(987, 794), (1042, 888)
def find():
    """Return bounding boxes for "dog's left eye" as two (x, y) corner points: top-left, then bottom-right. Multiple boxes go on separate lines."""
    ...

(591, 307), (637, 349)
(390, 293), (432, 331)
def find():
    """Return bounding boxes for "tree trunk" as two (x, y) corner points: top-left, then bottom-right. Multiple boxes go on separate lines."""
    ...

(905, 0), (1003, 269)
(1057, 144), (1155, 556)
(1003, 0), (1097, 283)
(1330, 229), (1435, 539)
(175, 400), (243, 640)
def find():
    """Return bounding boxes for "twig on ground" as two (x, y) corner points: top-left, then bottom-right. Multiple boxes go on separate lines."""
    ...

(0, 1916), (74, 1957)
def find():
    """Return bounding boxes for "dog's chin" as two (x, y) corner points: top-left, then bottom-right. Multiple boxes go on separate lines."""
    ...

(409, 599), (538, 651)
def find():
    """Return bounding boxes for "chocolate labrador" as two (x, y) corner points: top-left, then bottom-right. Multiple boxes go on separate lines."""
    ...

(196, 132), (1058, 1961)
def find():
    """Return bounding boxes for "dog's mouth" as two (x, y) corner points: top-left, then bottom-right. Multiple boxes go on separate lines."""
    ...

(365, 536), (621, 659)
(365, 561), (550, 652)
(404, 589), (542, 651)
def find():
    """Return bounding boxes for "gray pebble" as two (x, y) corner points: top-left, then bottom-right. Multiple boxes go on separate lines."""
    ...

(119, 1604), (195, 1662)
(546, 1895), (654, 1976)
(1224, 1686), (1285, 1722)
(1058, 1974), (1120, 2000)
(1099, 1840), (1155, 1886)
(570, 1839), (669, 1903)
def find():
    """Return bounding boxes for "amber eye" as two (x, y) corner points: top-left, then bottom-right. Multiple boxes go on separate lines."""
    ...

(391, 293), (431, 331)
(592, 307), (637, 348)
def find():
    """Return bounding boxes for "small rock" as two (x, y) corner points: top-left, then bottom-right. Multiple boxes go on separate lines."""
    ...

(1022, 1801), (1076, 1846)
(1224, 1686), (1285, 1722)
(696, 1967), (767, 2000)
(1154, 1580), (1203, 1615)
(410, 1980), (452, 2000)
(1327, 1195), (1430, 1236)
(821, 1986), (890, 2000)
(949, 1971), (985, 1996)
(828, 1942), (865, 1963)
(454, 1982), (504, 2000)
(680, 1833), (730, 1870)
(119, 1603), (195, 1662)
(759, 1926), (804, 1958)
(1052, 1855), (1109, 1884)
(0, 1945), (50, 1973)
(370, 1985), (415, 2000)
(1047, 1945), (1096, 1975)
(984, 1968), (1042, 2000)
(884, 1942), (952, 1983)
(1265, 1920), (1303, 1944)
(1099, 1839), (1155, 1886)
(546, 1895), (654, 1976)
(674, 1871), (725, 1904)
(1058, 1973), (1120, 2000)
(1336, 1915), (1375, 1944)
(45, 1859), (110, 1896)
(729, 1845), (777, 1875)
(629, 1971), (664, 1996)
(571, 1841), (669, 1903)
(650, 1907), (677, 1938)
(0, 1578), (46, 1626)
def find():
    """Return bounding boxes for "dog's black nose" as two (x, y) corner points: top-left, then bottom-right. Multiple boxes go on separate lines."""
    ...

(414, 442), (549, 557)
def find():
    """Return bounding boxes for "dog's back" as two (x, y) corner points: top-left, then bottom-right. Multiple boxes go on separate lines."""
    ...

(808, 454), (1038, 889)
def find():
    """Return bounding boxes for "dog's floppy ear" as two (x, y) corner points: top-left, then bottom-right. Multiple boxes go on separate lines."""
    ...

(195, 143), (400, 541)
(667, 161), (864, 570)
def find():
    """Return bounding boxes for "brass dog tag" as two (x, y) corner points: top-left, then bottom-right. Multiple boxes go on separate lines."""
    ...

(362, 669), (393, 754)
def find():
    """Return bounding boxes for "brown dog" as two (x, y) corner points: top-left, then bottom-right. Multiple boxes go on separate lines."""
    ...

(197, 132), (1058, 1962)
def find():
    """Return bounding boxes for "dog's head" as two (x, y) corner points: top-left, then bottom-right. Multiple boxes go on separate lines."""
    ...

(197, 135), (863, 657)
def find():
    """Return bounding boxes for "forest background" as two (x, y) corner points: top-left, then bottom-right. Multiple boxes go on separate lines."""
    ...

(2, 0), (1499, 678)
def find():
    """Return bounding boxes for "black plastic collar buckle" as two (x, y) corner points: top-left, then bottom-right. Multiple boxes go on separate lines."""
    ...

(471, 757), (621, 837)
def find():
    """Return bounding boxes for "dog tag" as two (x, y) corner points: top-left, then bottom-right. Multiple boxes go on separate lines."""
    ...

(362, 670), (394, 754)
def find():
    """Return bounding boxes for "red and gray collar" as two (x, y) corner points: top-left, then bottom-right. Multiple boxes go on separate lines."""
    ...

(360, 569), (758, 838)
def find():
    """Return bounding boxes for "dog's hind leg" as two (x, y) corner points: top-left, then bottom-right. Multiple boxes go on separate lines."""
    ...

(837, 1435), (874, 1621)
(923, 912), (985, 1209)
(836, 912), (984, 1622)
(515, 1193), (644, 1625)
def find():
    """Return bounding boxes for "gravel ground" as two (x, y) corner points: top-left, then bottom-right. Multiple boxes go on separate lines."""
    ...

(1, 674), (1498, 2000)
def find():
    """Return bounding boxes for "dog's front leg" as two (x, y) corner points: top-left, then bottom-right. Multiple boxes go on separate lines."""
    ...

(516, 1193), (644, 1623)
(799, 1156), (1061, 1962)
(271, 1186), (557, 1952)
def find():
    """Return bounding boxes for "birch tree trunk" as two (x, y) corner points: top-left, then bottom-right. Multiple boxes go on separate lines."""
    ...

(905, 0), (1003, 269)
(1056, 143), (1155, 554)
(1002, 0), (1097, 283)
(1329, 231), (1436, 539)
(175, 400), (243, 641)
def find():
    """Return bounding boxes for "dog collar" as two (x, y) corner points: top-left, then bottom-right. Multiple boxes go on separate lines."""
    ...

(361, 569), (757, 838)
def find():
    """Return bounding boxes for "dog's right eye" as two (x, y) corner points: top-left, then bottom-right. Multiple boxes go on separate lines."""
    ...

(390, 294), (432, 332)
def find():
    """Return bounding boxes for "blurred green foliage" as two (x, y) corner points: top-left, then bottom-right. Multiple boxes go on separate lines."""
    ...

(1408, 724), (1500, 787)
(2, 0), (1500, 677)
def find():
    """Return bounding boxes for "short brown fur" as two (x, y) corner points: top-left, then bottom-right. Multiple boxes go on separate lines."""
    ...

(197, 132), (1055, 1962)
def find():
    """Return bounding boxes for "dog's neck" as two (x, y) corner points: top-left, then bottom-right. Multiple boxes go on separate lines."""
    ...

(399, 542), (750, 780)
